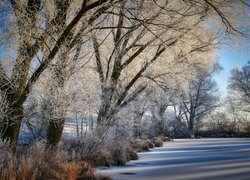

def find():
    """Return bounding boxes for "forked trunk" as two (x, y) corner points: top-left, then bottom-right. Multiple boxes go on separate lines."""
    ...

(188, 118), (194, 138)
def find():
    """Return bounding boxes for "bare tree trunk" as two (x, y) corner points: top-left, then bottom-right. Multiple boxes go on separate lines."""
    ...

(159, 105), (167, 136)
(44, 10), (70, 147)
(96, 91), (116, 127)
(1, 123), (21, 151)
(96, 86), (114, 125)
(89, 115), (94, 130)
(46, 119), (65, 149)
(133, 111), (144, 138)
(45, 89), (67, 149)
(76, 114), (79, 138)
(188, 117), (194, 138)
(44, 65), (67, 148)
(0, 97), (24, 152)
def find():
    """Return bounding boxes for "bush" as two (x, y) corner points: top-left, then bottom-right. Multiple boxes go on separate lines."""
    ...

(132, 139), (149, 152)
(112, 148), (127, 165)
(0, 125), (144, 179)
(131, 138), (158, 152)
(126, 147), (139, 161)
(62, 135), (113, 166)
(0, 124), (140, 180)
(0, 141), (80, 180)
(63, 126), (134, 166)
(76, 161), (112, 180)
(96, 126), (136, 166)
(144, 140), (155, 149)
(152, 137), (163, 147)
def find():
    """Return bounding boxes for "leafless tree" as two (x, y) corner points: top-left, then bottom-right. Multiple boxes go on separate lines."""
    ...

(228, 62), (250, 113)
(181, 65), (220, 137)
(0, 0), (121, 151)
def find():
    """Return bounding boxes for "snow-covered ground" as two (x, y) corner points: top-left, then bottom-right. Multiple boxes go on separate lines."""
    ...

(97, 138), (250, 180)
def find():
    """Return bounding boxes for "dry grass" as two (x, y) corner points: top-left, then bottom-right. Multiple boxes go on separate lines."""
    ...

(0, 131), (167, 179)
(0, 131), (173, 180)
(0, 141), (80, 180)
(126, 146), (139, 160)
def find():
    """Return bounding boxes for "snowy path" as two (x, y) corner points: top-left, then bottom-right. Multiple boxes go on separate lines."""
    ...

(97, 138), (250, 180)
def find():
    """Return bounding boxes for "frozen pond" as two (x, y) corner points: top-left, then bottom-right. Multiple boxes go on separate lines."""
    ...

(97, 138), (250, 180)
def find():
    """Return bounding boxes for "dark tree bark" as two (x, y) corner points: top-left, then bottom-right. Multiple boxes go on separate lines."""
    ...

(0, 106), (23, 152)
(46, 119), (65, 149)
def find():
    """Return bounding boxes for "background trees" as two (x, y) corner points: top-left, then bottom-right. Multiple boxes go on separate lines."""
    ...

(90, 0), (229, 129)
(228, 62), (250, 113)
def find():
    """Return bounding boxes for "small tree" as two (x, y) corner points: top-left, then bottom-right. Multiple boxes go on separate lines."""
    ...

(181, 66), (220, 137)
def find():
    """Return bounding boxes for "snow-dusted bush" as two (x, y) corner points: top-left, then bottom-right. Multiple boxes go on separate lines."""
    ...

(144, 139), (155, 149)
(63, 134), (113, 166)
(126, 146), (139, 161)
(63, 126), (134, 166)
(132, 139), (150, 152)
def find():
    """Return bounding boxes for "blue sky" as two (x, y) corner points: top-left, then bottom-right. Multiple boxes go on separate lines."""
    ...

(214, 37), (250, 95)
(213, 3), (250, 96)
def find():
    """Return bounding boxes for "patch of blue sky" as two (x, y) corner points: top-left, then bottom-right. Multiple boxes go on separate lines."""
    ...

(214, 38), (250, 95)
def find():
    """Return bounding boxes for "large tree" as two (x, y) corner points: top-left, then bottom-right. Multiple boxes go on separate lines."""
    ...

(92, 0), (241, 128)
(0, 0), (119, 151)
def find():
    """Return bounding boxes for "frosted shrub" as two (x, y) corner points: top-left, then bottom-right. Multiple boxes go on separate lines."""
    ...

(63, 134), (113, 166)
(63, 125), (136, 166)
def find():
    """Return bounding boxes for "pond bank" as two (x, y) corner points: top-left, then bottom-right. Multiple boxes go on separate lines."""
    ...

(97, 138), (250, 180)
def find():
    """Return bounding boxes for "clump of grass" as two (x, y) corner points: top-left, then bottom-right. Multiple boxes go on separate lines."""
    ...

(144, 139), (155, 148)
(152, 137), (163, 147)
(126, 146), (138, 160)
(131, 139), (152, 152)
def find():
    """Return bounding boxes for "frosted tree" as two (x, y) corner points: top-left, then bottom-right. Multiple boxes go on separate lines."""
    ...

(91, 0), (241, 129)
(180, 64), (220, 137)
(0, 0), (121, 151)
